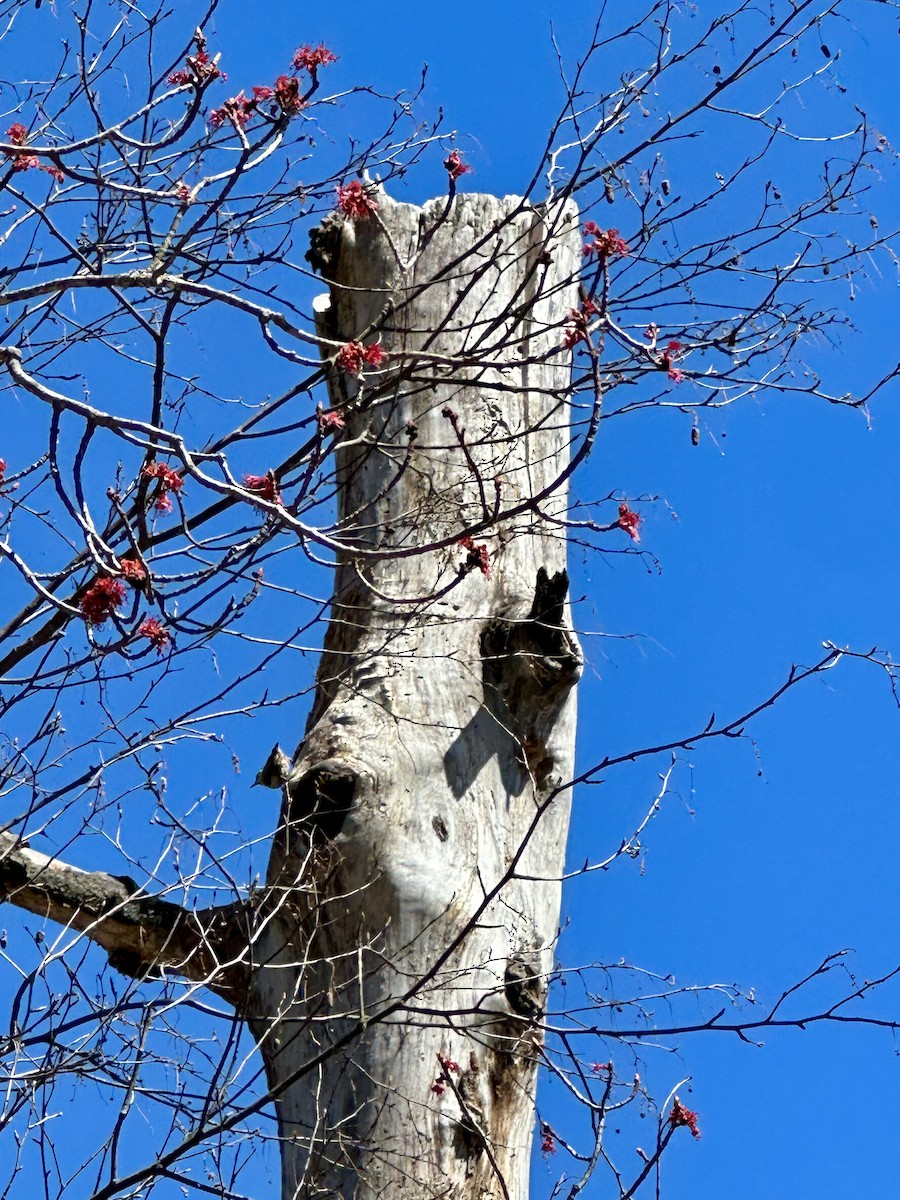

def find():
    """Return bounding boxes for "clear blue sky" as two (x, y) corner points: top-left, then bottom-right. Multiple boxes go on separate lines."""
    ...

(3, 2), (900, 1197)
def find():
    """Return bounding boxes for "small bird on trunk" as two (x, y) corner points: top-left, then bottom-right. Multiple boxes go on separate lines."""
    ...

(254, 743), (291, 789)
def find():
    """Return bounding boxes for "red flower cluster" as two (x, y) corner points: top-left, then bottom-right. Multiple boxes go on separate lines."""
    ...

(142, 461), (183, 513)
(617, 503), (641, 543)
(274, 75), (304, 116)
(669, 1098), (701, 1139)
(138, 616), (170, 654)
(3, 123), (64, 182)
(430, 1053), (460, 1096)
(459, 535), (492, 579)
(540, 1128), (557, 1156)
(0, 457), (6, 486)
(168, 48), (223, 87)
(208, 92), (254, 129)
(562, 298), (598, 349)
(336, 180), (378, 220)
(119, 558), (147, 586)
(444, 149), (472, 182)
(582, 222), (629, 259)
(317, 407), (346, 434)
(336, 340), (386, 375)
(80, 577), (127, 626)
(243, 471), (283, 505)
(293, 44), (337, 72)
(659, 339), (684, 382)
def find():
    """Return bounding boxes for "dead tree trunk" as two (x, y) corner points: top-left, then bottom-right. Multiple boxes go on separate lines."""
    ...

(0, 191), (583, 1200)
(251, 193), (583, 1199)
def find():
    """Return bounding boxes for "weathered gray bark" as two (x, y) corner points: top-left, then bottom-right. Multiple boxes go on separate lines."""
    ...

(251, 193), (583, 1200)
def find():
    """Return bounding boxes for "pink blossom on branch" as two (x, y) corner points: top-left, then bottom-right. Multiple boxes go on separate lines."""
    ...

(3, 125), (65, 182)
(617, 502), (641, 543)
(317, 406), (346, 434)
(582, 223), (629, 259)
(208, 92), (254, 129)
(80, 577), (127, 626)
(459, 535), (492, 579)
(336, 180), (378, 220)
(659, 338), (685, 382)
(168, 49), (223, 87)
(142, 461), (183, 514)
(274, 75), (304, 116)
(243, 471), (283, 505)
(669, 1097), (701, 1139)
(562, 303), (597, 350)
(444, 149), (472, 183)
(119, 559), (148, 586)
(292, 44), (337, 72)
(336, 341), (386, 375)
(137, 616), (170, 654)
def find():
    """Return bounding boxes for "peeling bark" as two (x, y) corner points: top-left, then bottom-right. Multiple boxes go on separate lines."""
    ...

(251, 192), (583, 1200)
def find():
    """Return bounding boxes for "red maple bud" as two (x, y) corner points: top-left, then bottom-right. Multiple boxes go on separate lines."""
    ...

(563, 302), (597, 349)
(541, 1130), (557, 1156)
(617, 502), (641, 543)
(317, 407), (346, 434)
(243, 471), (283, 505)
(430, 1080), (446, 1096)
(583, 225), (629, 259)
(142, 461), (183, 514)
(209, 92), (254, 129)
(0, 458), (6, 485)
(252, 85), (275, 102)
(669, 1098), (701, 1139)
(459, 536), (492, 578)
(591, 1061), (612, 1075)
(336, 180), (378, 219)
(444, 149), (472, 182)
(80, 577), (127, 626)
(170, 49), (222, 87)
(293, 44), (337, 72)
(174, 182), (192, 206)
(137, 616), (170, 654)
(438, 1054), (461, 1073)
(336, 340), (386, 375)
(142, 462), (183, 493)
(119, 559), (148, 585)
(5, 123), (27, 146)
(9, 153), (40, 173)
(659, 339), (685, 381)
(274, 75), (304, 115)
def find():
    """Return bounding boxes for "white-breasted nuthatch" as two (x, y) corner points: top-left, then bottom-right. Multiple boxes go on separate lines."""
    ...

(254, 743), (291, 789)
